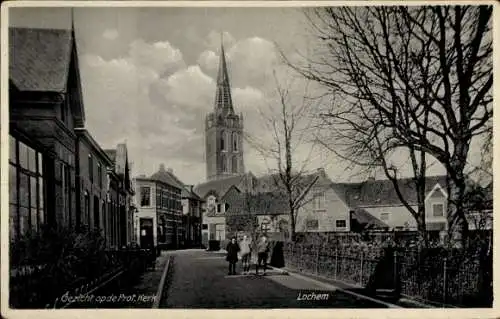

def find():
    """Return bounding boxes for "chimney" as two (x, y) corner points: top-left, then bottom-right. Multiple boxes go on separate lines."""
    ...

(159, 164), (166, 172)
(317, 168), (325, 175)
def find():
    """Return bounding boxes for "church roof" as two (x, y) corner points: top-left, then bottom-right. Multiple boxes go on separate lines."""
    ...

(10, 27), (73, 92)
(214, 36), (234, 115)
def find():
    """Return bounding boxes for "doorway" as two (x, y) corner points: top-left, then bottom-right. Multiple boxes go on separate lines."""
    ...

(139, 218), (154, 250)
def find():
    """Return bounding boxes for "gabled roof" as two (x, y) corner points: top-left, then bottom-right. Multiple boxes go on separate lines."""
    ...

(103, 150), (117, 165)
(332, 175), (447, 208)
(10, 27), (73, 92)
(150, 168), (185, 190)
(182, 186), (203, 201)
(194, 174), (247, 199)
(74, 128), (113, 167)
(255, 169), (327, 193)
(225, 191), (289, 216)
(351, 208), (389, 230)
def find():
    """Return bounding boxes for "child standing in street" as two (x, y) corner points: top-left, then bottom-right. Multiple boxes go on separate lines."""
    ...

(226, 237), (240, 275)
(239, 235), (252, 274)
(255, 235), (270, 275)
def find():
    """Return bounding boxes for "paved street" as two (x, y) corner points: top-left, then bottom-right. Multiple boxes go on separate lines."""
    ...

(160, 249), (387, 308)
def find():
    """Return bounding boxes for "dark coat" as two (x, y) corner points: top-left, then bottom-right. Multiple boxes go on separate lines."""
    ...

(226, 242), (240, 263)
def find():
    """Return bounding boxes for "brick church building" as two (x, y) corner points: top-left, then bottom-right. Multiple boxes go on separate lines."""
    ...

(204, 39), (245, 181)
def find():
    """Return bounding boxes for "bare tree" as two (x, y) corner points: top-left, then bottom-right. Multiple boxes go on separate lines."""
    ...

(285, 5), (492, 248)
(225, 187), (260, 240)
(245, 70), (319, 242)
(314, 98), (432, 246)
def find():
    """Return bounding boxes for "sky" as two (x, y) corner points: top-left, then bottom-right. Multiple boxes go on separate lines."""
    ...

(9, 6), (487, 186)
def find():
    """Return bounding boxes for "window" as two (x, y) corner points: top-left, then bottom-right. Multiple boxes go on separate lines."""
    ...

(336, 220), (346, 228)
(84, 192), (90, 227)
(433, 203), (444, 217)
(380, 212), (390, 221)
(232, 132), (238, 152)
(220, 131), (226, 151)
(9, 136), (45, 241)
(231, 156), (238, 173)
(217, 204), (222, 213)
(261, 219), (272, 233)
(62, 163), (71, 226)
(313, 192), (325, 210)
(88, 154), (93, 183)
(156, 188), (162, 208)
(98, 164), (102, 189)
(162, 190), (168, 209)
(221, 154), (227, 172)
(306, 218), (319, 230)
(140, 187), (151, 207)
(202, 224), (208, 230)
(215, 224), (225, 240)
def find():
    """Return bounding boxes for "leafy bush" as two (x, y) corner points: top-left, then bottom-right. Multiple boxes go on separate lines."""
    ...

(9, 225), (116, 308)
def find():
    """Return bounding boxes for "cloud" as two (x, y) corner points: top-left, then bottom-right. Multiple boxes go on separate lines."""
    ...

(81, 32), (311, 185)
(204, 30), (235, 51)
(102, 28), (119, 40)
(159, 65), (215, 111)
(128, 39), (185, 77)
(227, 36), (278, 88)
(197, 50), (219, 71)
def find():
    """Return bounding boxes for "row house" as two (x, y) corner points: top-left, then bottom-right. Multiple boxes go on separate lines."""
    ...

(134, 164), (184, 251)
(181, 186), (204, 248)
(8, 27), (135, 250)
(195, 169), (387, 245)
(104, 144), (136, 248)
(9, 27), (83, 240)
(74, 128), (111, 237)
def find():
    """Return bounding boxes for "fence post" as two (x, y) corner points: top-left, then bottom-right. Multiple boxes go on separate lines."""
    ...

(443, 257), (448, 306)
(334, 247), (338, 280)
(360, 251), (364, 286)
(393, 250), (398, 290)
(315, 244), (320, 275)
(300, 244), (304, 271)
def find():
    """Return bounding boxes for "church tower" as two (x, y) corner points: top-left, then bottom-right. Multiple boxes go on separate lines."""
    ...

(205, 37), (245, 181)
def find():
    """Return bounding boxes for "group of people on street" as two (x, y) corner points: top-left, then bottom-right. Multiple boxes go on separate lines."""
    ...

(226, 234), (270, 276)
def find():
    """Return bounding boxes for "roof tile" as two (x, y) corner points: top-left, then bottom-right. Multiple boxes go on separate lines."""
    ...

(10, 27), (73, 92)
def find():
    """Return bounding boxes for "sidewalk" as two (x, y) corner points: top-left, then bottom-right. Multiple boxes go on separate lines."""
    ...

(268, 266), (435, 309)
(129, 251), (171, 307)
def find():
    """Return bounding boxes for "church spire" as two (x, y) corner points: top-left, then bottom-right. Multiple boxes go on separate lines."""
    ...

(214, 33), (234, 115)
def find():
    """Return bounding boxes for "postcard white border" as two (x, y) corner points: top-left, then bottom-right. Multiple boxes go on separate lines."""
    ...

(1, 1), (499, 318)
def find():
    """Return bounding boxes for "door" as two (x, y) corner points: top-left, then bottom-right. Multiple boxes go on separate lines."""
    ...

(139, 218), (154, 249)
